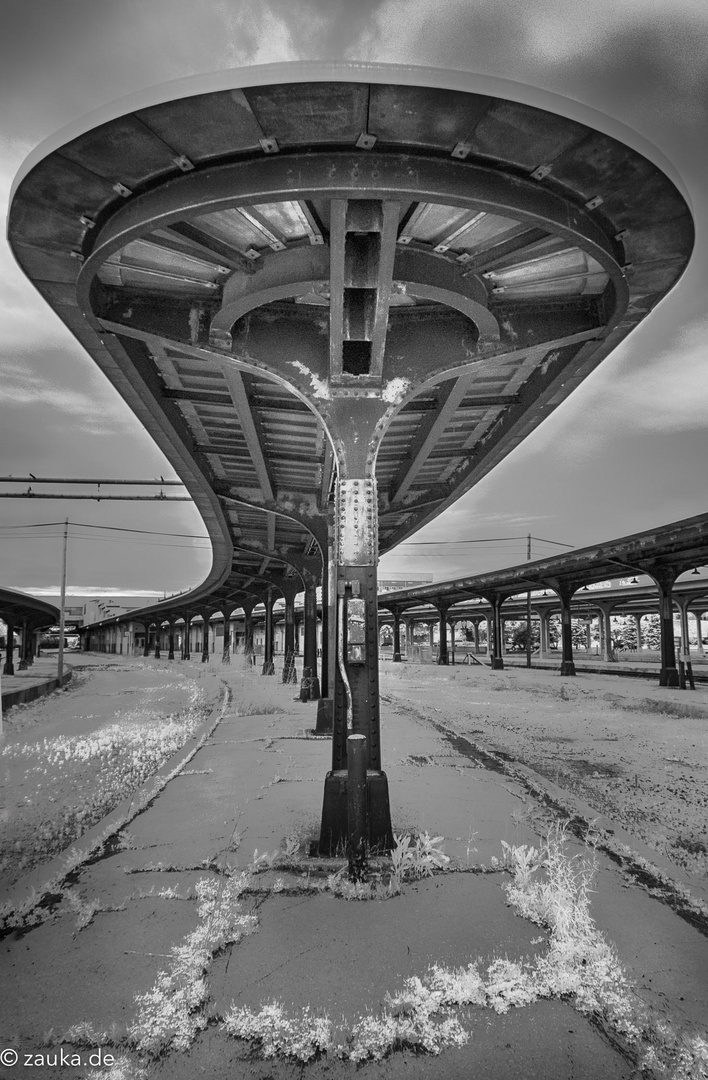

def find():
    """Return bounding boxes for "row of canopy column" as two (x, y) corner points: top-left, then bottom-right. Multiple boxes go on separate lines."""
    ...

(388, 570), (705, 687)
(2, 618), (40, 675)
(101, 586), (325, 696)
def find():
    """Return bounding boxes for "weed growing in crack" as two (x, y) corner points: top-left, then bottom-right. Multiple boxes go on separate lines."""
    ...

(233, 702), (284, 716)
(390, 831), (450, 889)
(0, 689), (229, 935)
(1, 684), (210, 878)
(64, 888), (102, 932)
(127, 872), (257, 1056)
(219, 826), (708, 1075)
(223, 1002), (332, 1062)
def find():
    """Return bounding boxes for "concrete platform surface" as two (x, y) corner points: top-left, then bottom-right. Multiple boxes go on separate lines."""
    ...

(0, 656), (706, 1079)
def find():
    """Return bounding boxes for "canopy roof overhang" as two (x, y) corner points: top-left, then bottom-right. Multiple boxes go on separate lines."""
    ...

(0, 586), (61, 630)
(378, 512), (708, 610)
(8, 63), (694, 609)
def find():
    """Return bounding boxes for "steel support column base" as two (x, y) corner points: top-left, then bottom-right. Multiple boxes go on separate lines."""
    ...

(437, 656), (448, 666)
(317, 769), (394, 855)
(3, 663), (14, 675)
(393, 652), (402, 662)
(18, 660), (28, 671)
(560, 661), (576, 676)
(310, 676), (321, 700)
(659, 667), (679, 687)
(262, 661), (275, 675)
(491, 657), (504, 670)
(315, 697), (333, 733)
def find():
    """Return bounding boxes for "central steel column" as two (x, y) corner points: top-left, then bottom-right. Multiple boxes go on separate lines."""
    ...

(143, 623), (150, 657)
(167, 619), (175, 661)
(182, 613), (192, 659)
(154, 624), (161, 659)
(318, 478), (393, 854)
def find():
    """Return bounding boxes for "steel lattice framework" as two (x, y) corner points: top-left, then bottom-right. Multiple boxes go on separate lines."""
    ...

(8, 64), (694, 848)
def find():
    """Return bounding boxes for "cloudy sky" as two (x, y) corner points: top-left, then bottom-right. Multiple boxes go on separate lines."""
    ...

(1, 0), (706, 600)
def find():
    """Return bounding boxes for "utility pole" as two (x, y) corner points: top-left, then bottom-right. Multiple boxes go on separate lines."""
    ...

(526, 533), (532, 669)
(57, 518), (69, 682)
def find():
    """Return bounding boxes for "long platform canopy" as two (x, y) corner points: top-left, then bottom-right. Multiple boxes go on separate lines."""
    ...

(378, 512), (708, 610)
(8, 63), (694, 614)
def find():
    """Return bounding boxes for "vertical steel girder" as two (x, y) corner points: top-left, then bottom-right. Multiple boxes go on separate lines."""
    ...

(282, 586), (298, 684)
(243, 600), (255, 662)
(652, 569), (680, 687)
(318, 477), (393, 854)
(18, 619), (29, 671)
(486, 596), (505, 670)
(392, 610), (402, 663)
(435, 603), (449, 666)
(301, 574), (320, 699)
(262, 590), (275, 675)
(3, 620), (15, 676)
(200, 611), (211, 662)
(557, 587), (577, 676)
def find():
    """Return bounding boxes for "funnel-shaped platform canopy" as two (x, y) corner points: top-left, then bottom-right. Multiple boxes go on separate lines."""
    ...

(8, 64), (693, 615)
(10, 64), (693, 848)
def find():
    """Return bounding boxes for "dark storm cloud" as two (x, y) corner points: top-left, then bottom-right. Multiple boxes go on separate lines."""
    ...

(350, 1), (708, 141)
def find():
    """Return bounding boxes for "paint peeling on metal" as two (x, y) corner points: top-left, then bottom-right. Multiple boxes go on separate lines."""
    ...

(540, 350), (560, 375)
(289, 360), (331, 399)
(382, 377), (411, 403)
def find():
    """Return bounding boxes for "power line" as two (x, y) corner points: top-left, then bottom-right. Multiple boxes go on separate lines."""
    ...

(398, 535), (527, 545)
(394, 534), (574, 549)
(0, 520), (209, 540)
(0, 477), (184, 485)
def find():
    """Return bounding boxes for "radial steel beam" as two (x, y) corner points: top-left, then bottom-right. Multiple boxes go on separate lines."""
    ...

(218, 364), (276, 502)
